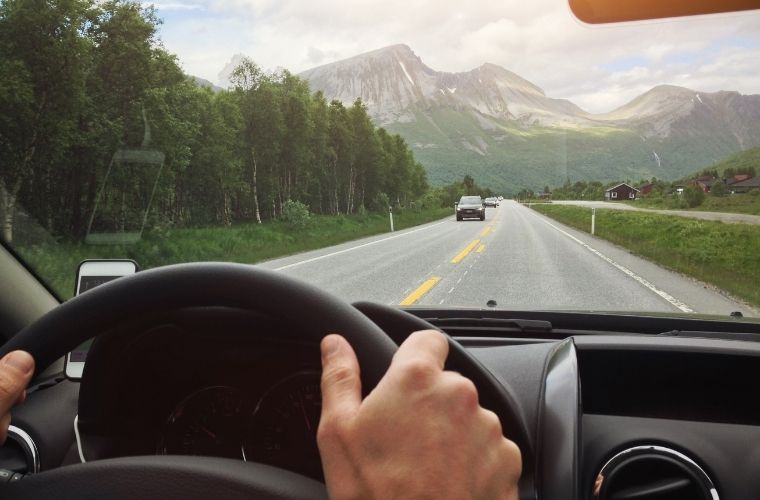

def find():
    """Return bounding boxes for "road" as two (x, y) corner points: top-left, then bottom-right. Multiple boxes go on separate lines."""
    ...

(258, 201), (757, 317)
(550, 200), (760, 226)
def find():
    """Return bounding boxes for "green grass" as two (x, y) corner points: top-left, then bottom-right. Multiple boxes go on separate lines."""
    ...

(530, 204), (760, 308)
(15, 207), (451, 300)
(632, 191), (760, 215)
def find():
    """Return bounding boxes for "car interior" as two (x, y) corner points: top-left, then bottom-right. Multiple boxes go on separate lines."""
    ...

(3, 228), (760, 499)
(2, 1), (760, 499)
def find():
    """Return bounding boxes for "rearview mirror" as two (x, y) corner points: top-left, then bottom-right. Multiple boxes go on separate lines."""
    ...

(569, 0), (760, 24)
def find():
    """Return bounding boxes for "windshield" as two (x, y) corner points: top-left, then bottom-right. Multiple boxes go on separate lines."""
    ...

(1, 0), (759, 318)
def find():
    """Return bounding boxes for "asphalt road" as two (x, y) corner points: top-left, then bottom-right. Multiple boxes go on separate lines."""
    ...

(258, 201), (757, 317)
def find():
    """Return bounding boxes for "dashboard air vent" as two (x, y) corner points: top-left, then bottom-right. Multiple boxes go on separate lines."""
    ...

(594, 445), (718, 500)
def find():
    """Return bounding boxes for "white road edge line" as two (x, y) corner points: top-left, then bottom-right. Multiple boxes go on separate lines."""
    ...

(274, 219), (449, 271)
(530, 210), (695, 313)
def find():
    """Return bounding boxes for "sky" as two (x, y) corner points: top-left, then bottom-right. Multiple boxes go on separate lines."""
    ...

(148, 0), (760, 113)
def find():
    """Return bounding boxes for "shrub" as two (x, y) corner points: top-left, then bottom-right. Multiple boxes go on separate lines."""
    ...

(711, 180), (727, 197)
(683, 186), (705, 208)
(281, 200), (311, 228)
(371, 192), (390, 212)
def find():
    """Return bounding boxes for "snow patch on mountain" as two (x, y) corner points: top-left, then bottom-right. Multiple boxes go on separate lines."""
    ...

(398, 60), (414, 86)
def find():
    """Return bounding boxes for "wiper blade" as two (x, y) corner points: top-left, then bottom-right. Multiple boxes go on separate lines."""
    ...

(658, 330), (760, 342)
(431, 317), (553, 334)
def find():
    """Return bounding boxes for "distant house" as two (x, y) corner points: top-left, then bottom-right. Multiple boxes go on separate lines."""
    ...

(726, 174), (751, 187)
(689, 175), (718, 193)
(536, 191), (552, 200)
(638, 183), (654, 195)
(730, 176), (760, 194)
(605, 183), (640, 201)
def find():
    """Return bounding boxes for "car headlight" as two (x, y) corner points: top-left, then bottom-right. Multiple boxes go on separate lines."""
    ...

(478, 206), (484, 210)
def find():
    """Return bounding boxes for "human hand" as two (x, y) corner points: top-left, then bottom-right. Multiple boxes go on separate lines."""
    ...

(317, 330), (521, 500)
(0, 351), (35, 444)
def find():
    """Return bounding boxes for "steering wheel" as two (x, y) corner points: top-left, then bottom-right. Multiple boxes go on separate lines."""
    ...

(0, 263), (531, 499)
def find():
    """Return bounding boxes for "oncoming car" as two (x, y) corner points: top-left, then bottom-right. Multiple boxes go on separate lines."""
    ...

(1, 0), (760, 499)
(456, 196), (486, 221)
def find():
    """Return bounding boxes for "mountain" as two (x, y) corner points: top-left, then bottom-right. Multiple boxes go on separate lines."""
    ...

(191, 75), (223, 92)
(300, 45), (760, 192)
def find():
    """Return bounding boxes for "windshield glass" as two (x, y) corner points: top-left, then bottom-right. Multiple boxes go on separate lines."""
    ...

(2, 0), (759, 318)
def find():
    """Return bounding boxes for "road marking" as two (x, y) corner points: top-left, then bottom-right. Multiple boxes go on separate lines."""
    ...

(476, 244), (486, 253)
(479, 227), (492, 237)
(448, 287), (455, 294)
(274, 219), (448, 271)
(530, 211), (695, 313)
(451, 239), (481, 264)
(399, 277), (441, 306)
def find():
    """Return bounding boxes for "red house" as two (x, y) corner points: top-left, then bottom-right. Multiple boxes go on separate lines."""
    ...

(605, 183), (640, 201)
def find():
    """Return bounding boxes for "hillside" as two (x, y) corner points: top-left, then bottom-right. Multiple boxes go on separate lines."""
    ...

(299, 45), (760, 193)
(689, 147), (760, 178)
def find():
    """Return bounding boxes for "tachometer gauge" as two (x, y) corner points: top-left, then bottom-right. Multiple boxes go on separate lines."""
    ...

(245, 371), (323, 479)
(159, 386), (252, 459)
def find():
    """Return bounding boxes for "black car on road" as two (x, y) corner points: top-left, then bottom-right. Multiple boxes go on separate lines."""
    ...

(456, 196), (485, 221)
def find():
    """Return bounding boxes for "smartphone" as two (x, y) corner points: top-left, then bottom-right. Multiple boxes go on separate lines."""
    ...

(64, 259), (138, 379)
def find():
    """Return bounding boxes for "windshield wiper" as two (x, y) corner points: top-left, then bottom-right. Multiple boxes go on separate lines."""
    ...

(658, 330), (760, 342)
(431, 317), (553, 334)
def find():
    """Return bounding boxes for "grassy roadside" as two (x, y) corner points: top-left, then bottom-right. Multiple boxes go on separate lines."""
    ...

(629, 192), (760, 216)
(529, 204), (760, 308)
(16, 207), (452, 300)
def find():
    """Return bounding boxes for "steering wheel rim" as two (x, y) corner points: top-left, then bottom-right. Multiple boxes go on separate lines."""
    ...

(1, 262), (530, 498)
(0, 262), (397, 386)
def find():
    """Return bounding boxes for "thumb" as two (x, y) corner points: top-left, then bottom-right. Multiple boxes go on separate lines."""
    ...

(319, 334), (361, 423)
(0, 351), (34, 416)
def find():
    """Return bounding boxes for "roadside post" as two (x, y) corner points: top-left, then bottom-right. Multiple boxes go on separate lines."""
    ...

(591, 208), (596, 235)
(389, 206), (394, 232)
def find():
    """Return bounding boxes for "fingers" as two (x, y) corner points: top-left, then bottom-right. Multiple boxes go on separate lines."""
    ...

(392, 329), (449, 371)
(319, 335), (362, 424)
(0, 351), (34, 445)
(0, 351), (34, 417)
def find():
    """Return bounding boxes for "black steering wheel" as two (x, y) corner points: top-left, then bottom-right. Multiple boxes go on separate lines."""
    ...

(0, 263), (531, 499)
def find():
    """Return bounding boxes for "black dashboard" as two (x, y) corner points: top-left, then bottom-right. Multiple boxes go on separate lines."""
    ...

(7, 306), (760, 499)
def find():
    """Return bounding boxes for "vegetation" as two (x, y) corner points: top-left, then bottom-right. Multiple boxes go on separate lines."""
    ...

(688, 147), (760, 179)
(21, 206), (452, 300)
(0, 0), (429, 246)
(634, 190), (760, 215)
(530, 204), (760, 307)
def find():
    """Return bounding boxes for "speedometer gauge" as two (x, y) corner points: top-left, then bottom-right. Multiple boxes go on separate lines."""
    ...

(245, 371), (323, 479)
(159, 386), (251, 459)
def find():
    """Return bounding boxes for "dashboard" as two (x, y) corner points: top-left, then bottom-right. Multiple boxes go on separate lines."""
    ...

(71, 308), (326, 480)
(7, 305), (760, 499)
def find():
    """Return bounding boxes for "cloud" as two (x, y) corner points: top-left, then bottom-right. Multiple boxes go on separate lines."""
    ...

(144, 1), (202, 11)
(154, 0), (760, 112)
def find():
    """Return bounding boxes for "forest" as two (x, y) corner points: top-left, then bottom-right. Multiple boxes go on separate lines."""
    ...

(0, 0), (432, 244)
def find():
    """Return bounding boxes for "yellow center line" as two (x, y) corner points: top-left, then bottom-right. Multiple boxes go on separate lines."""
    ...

(476, 244), (486, 253)
(479, 227), (492, 237)
(451, 239), (481, 264)
(400, 276), (441, 306)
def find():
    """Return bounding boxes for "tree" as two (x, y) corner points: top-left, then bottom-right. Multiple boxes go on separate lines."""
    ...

(0, 0), (92, 242)
(711, 180), (727, 197)
(463, 175), (475, 193)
